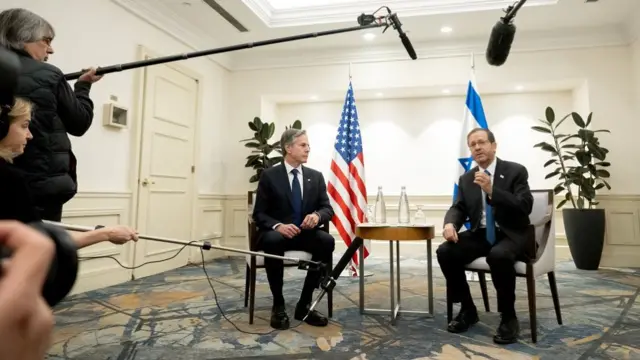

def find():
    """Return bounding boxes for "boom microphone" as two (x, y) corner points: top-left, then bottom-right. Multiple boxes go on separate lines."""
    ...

(304, 236), (364, 320)
(486, 0), (528, 66)
(388, 12), (417, 60)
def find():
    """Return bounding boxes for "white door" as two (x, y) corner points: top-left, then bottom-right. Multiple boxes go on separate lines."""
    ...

(132, 60), (198, 279)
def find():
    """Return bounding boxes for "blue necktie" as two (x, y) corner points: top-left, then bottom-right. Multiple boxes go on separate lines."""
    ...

(291, 169), (303, 226)
(484, 169), (496, 245)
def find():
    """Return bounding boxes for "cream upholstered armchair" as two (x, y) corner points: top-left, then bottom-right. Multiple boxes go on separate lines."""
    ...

(446, 189), (562, 343)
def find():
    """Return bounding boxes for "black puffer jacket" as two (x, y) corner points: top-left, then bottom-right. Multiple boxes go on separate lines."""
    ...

(12, 49), (94, 206)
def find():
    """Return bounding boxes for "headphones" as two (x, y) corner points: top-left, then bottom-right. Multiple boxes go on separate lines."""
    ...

(0, 103), (12, 140)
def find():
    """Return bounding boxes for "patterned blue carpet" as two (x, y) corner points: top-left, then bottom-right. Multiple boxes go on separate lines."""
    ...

(45, 254), (640, 359)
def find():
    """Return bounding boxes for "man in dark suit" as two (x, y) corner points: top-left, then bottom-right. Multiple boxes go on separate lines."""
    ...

(437, 128), (534, 344)
(252, 128), (335, 330)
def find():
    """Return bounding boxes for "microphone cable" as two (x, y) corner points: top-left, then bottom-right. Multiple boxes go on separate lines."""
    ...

(77, 244), (308, 335)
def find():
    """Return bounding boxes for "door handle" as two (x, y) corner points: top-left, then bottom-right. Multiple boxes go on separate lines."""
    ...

(141, 178), (155, 186)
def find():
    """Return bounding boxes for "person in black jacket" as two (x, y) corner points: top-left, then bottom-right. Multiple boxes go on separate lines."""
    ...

(0, 8), (103, 221)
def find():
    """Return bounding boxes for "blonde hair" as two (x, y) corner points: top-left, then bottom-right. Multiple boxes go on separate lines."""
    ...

(0, 97), (33, 162)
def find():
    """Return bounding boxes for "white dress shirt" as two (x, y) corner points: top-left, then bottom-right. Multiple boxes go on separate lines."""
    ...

(477, 159), (496, 228)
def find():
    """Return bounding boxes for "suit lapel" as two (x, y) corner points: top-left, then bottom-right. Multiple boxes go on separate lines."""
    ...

(277, 163), (293, 207)
(301, 166), (312, 212)
(467, 166), (483, 218)
(492, 158), (505, 190)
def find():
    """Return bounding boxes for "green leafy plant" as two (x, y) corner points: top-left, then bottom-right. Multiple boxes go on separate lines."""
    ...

(240, 117), (302, 184)
(532, 106), (611, 209)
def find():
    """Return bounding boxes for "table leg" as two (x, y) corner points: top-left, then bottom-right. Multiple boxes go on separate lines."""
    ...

(359, 241), (365, 314)
(427, 239), (433, 315)
(358, 239), (433, 324)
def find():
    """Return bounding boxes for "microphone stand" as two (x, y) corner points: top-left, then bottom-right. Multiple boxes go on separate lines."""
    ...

(44, 221), (325, 272)
(63, 9), (396, 81)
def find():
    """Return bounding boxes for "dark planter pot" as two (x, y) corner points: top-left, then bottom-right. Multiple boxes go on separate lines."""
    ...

(563, 208), (606, 270)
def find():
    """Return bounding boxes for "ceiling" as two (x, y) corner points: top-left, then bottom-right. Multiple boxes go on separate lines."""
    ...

(112, 0), (640, 70)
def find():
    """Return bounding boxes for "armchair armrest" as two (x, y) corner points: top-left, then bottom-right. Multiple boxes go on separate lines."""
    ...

(532, 213), (552, 228)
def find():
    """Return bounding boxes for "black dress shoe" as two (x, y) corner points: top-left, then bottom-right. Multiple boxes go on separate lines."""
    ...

(493, 314), (519, 344)
(294, 303), (328, 327)
(270, 305), (290, 330)
(447, 307), (479, 333)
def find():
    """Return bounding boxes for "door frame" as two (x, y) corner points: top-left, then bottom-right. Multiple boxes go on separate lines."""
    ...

(128, 44), (204, 269)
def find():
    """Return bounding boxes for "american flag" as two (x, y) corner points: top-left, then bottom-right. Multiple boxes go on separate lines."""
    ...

(327, 80), (369, 276)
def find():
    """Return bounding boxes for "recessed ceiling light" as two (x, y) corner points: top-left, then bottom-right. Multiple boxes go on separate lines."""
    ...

(363, 33), (376, 41)
(310, 95), (318, 100)
(376, 92), (384, 97)
(515, 85), (524, 91)
(440, 26), (453, 33)
(442, 89), (451, 94)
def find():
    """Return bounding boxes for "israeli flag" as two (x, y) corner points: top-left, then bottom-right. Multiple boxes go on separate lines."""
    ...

(453, 54), (489, 229)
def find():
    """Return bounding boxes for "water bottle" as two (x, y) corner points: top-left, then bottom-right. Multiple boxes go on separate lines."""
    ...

(374, 186), (386, 224)
(398, 186), (410, 224)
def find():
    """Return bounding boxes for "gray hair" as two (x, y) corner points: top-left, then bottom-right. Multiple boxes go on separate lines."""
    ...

(0, 8), (55, 51)
(281, 129), (306, 154)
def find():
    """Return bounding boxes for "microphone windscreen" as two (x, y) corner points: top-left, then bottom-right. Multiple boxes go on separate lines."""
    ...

(400, 34), (417, 60)
(486, 21), (516, 66)
(0, 46), (20, 107)
(329, 236), (364, 280)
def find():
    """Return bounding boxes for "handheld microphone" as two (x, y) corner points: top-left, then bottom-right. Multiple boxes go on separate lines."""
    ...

(486, 0), (528, 66)
(304, 236), (364, 320)
(387, 12), (417, 60)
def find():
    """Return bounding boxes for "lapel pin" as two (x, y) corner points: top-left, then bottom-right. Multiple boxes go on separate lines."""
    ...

(500, 174), (504, 179)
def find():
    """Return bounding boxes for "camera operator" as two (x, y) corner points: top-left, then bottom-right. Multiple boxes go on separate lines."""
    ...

(0, 220), (56, 360)
(0, 8), (103, 222)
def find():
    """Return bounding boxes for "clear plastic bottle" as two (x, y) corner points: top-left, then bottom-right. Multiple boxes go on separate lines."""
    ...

(398, 186), (410, 224)
(374, 186), (386, 224)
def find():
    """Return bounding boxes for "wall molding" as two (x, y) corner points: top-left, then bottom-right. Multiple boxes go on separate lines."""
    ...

(109, 0), (233, 71)
(63, 191), (640, 295)
(222, 192), (640, 268)
(106, 0), (631, 72)
(243, 0), (558, 28)
(230, 25), (631, 71)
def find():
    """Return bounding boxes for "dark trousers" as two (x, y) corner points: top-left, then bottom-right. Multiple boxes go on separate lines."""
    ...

(36, 202), (64, 222)
(259, 228), (335, 308)
(436, 228), (525, 315)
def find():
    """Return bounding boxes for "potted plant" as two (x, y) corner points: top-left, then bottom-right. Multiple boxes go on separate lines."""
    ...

(531, 106), (611, 270)
(239, 117), (302, 206)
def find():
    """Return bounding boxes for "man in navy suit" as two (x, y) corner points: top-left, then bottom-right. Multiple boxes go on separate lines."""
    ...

(252, 129), (335, 330)
(437, 128), (534, 344)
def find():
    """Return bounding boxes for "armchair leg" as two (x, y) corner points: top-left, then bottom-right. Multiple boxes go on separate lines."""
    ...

(548, 271), (562, 325)
(327, 258), (333, 318)
(244, 264), (250, 308)
(526, 272), (537, 343)
(478, 273), (490, 312)
(249, 264), (256, 325)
